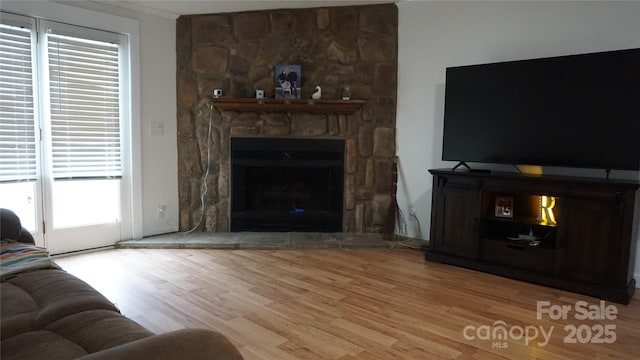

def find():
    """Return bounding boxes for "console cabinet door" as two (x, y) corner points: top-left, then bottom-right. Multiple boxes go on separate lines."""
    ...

(557, 196), (624, 286)
(431, 181), (480, 259)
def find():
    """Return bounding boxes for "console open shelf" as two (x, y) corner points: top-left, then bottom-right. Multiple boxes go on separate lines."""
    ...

(427, 168), (639, 304)
(211, 98), (365, 114)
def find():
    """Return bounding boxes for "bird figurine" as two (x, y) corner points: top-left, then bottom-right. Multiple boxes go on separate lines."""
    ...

(311, 86), (322, 100)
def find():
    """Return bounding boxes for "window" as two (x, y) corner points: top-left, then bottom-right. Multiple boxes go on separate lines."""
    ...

(47, 30), (122, 179)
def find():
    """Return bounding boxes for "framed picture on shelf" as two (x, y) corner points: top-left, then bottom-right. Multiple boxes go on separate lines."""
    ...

(495, 196), (514, 218)
(275, 64), (301, 99)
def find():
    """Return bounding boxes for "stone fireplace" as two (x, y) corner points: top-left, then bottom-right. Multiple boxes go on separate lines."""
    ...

(176, 4), (398, 233)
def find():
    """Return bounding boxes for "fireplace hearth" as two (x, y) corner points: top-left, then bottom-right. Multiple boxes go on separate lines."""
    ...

(231, 137), (344, 232)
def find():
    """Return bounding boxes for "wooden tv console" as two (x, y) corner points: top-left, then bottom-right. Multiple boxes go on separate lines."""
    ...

(426, 169), (639, 304)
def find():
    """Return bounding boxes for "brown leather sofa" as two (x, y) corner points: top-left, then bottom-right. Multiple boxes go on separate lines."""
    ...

(1, 209), (243, 360)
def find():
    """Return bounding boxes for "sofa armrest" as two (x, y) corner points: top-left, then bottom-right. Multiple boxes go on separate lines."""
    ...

(79, 328), (243, 360)
(18, 227), (35, 245)
(1, 209), (34, 245)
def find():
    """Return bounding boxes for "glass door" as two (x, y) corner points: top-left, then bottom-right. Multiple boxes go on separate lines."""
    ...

(1, 14), (131, 254)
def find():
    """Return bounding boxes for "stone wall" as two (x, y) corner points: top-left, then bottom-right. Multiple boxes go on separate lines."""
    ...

(176, 4), (398, 233)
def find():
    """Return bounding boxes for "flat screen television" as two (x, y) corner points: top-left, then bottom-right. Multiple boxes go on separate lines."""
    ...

(442, 48), (640, 171)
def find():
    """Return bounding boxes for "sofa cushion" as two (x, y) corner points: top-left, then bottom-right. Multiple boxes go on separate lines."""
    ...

(1, 330), (88, 360)
(0, 282), (39, 339)
(44, 309), (153, 353)
(3, 269), (119, 329)
(78, 329), (245, 360)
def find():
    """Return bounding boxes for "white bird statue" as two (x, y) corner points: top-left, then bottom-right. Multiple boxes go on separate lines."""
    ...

(311, 86), (322, 100)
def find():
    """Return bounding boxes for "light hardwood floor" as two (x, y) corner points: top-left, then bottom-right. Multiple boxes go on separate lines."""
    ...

(54, 249), (640, 359)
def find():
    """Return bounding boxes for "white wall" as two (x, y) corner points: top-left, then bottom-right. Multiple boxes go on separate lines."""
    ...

(396, 1), (640, 284)
(133, 9), (179, 236)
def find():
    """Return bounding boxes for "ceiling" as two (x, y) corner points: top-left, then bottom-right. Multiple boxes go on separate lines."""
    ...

(93, 0), (398, 19)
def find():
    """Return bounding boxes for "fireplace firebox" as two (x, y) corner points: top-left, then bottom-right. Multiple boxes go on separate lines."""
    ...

(230, 137), (344, 232)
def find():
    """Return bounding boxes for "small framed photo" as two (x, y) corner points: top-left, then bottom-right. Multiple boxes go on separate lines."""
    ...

(275, 64), (301, 99)
(495, 196), (514, 218)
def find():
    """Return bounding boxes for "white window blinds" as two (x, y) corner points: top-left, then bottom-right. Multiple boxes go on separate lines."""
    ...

(0, 16), (37, 182)
(47, 29), (121, 179)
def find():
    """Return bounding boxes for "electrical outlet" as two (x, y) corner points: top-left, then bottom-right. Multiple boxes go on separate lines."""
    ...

(409, 207), (417, 217)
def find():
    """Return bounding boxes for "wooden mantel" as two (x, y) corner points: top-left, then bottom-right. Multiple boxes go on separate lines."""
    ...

(211, 98), (364, 114)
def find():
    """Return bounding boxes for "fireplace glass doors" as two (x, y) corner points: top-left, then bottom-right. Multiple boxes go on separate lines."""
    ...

(230, 138), (344, 232)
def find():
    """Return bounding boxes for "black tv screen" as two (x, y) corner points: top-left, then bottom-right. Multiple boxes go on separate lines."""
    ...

(442, 48), (640, 171)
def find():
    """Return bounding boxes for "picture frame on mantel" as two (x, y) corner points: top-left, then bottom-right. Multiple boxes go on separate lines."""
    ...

(275, 64), (301, 99)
